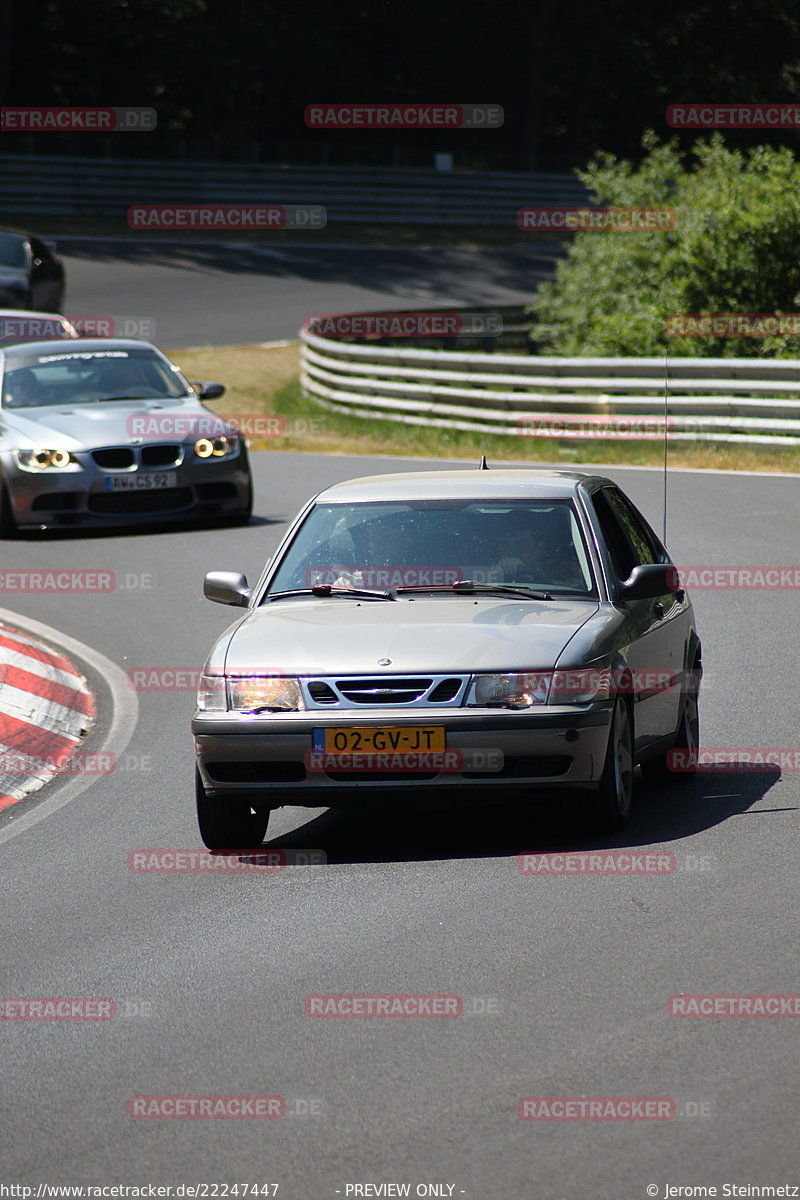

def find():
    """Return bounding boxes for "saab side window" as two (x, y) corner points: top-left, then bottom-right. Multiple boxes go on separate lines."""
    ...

(592, 489), (636, 581)
(604, 488), (662, 566)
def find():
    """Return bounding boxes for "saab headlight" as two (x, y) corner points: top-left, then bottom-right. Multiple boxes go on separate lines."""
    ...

(197, 672), (227, 711)
(16, 448), (74, 469)
(466, 672), (550, 709)
(227, 676), (305, 713)
(547, 668), (613, 705)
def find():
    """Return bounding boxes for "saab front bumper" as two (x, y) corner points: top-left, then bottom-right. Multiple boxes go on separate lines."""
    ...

(192, 703), (615, 803)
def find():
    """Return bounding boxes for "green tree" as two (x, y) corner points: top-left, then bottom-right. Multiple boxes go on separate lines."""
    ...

(532, 134), (800, 357)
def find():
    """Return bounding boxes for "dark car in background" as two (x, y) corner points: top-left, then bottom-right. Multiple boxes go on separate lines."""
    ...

(0, 232), (66, 312)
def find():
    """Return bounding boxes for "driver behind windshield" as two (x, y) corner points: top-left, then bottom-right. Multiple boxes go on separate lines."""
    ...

(492, 508), (584, 589)
(331, 515), (416, 589)
(98, 359), (146, 399)
(3, 367), (38, 407)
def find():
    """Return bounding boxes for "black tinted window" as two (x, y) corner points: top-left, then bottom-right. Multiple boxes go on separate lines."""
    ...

(605, 489), (661, 566)
(0, 234), (28, 268)
(592, 489), (636, 579)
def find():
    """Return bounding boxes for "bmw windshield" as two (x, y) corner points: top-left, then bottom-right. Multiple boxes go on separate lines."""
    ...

(1, 347), (194, 408)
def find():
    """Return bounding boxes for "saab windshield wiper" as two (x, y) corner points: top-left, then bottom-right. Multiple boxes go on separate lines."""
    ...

(395, 580), (552, 600)
(265, 585), (396, 602)
(453, 580), (553, 600)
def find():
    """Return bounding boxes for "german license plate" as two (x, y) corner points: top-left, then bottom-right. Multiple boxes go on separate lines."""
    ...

(313, 726), (446, 754)
(105, 472), (176, 492)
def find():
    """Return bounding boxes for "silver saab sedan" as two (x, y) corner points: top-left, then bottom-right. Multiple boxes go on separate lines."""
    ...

(192, 468), (701, 848)
(0, 338), (252, 533)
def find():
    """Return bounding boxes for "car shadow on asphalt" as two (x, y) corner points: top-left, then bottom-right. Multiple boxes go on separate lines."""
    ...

(258, 765), (787, 865)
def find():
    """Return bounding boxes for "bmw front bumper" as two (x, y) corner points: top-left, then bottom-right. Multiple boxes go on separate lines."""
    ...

(2, 444), (251, 529)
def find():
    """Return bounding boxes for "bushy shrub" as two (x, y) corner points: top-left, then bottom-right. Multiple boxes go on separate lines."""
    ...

(531, 133), (800, 357)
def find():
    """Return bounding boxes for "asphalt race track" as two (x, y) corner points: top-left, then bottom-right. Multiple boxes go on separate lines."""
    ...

(59, 239), (562, 345)
(1, 247), (799, 1196)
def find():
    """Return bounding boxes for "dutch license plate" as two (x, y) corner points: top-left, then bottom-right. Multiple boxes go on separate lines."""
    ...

(313, 726), (446, 754)
(105, 472), (176, 492)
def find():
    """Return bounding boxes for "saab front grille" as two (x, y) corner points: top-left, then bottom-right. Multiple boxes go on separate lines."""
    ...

(428, 679), (462, 703)
(302, 675), (470, 708)
(336, 678), (432, 704)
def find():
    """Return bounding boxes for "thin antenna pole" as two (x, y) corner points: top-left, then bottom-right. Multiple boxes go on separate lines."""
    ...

(663, 343), (669, 544)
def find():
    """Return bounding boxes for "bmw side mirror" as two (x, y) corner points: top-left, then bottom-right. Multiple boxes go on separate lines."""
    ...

(619, 563), (683, 602)
(195, 381), (226, 400)
(204, 571), (251, 607)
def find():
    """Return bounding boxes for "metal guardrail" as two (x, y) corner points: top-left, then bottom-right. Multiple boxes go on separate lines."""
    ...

(300, 314), (800, 445)
(0, 155), (589, 224)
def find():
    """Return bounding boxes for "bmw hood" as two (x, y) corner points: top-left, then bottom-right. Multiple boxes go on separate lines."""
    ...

(1, 398), (232, 450)
(221, 597), (599, 676)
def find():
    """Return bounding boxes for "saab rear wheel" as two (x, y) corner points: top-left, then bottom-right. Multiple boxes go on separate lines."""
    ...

(642, 662), (700, 783)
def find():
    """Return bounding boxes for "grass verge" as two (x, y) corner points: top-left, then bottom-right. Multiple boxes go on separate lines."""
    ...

(168, 342), (800, 474)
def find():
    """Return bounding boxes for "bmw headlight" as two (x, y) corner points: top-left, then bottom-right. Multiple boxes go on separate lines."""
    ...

(466, 673), (550, 709)
(15, 448), (75, 470)
(194, 434), (238, 459)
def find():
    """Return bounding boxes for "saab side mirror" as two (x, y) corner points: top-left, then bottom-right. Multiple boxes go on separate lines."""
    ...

(204, 571), (250, 607)
(619, 563), (683, 602)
